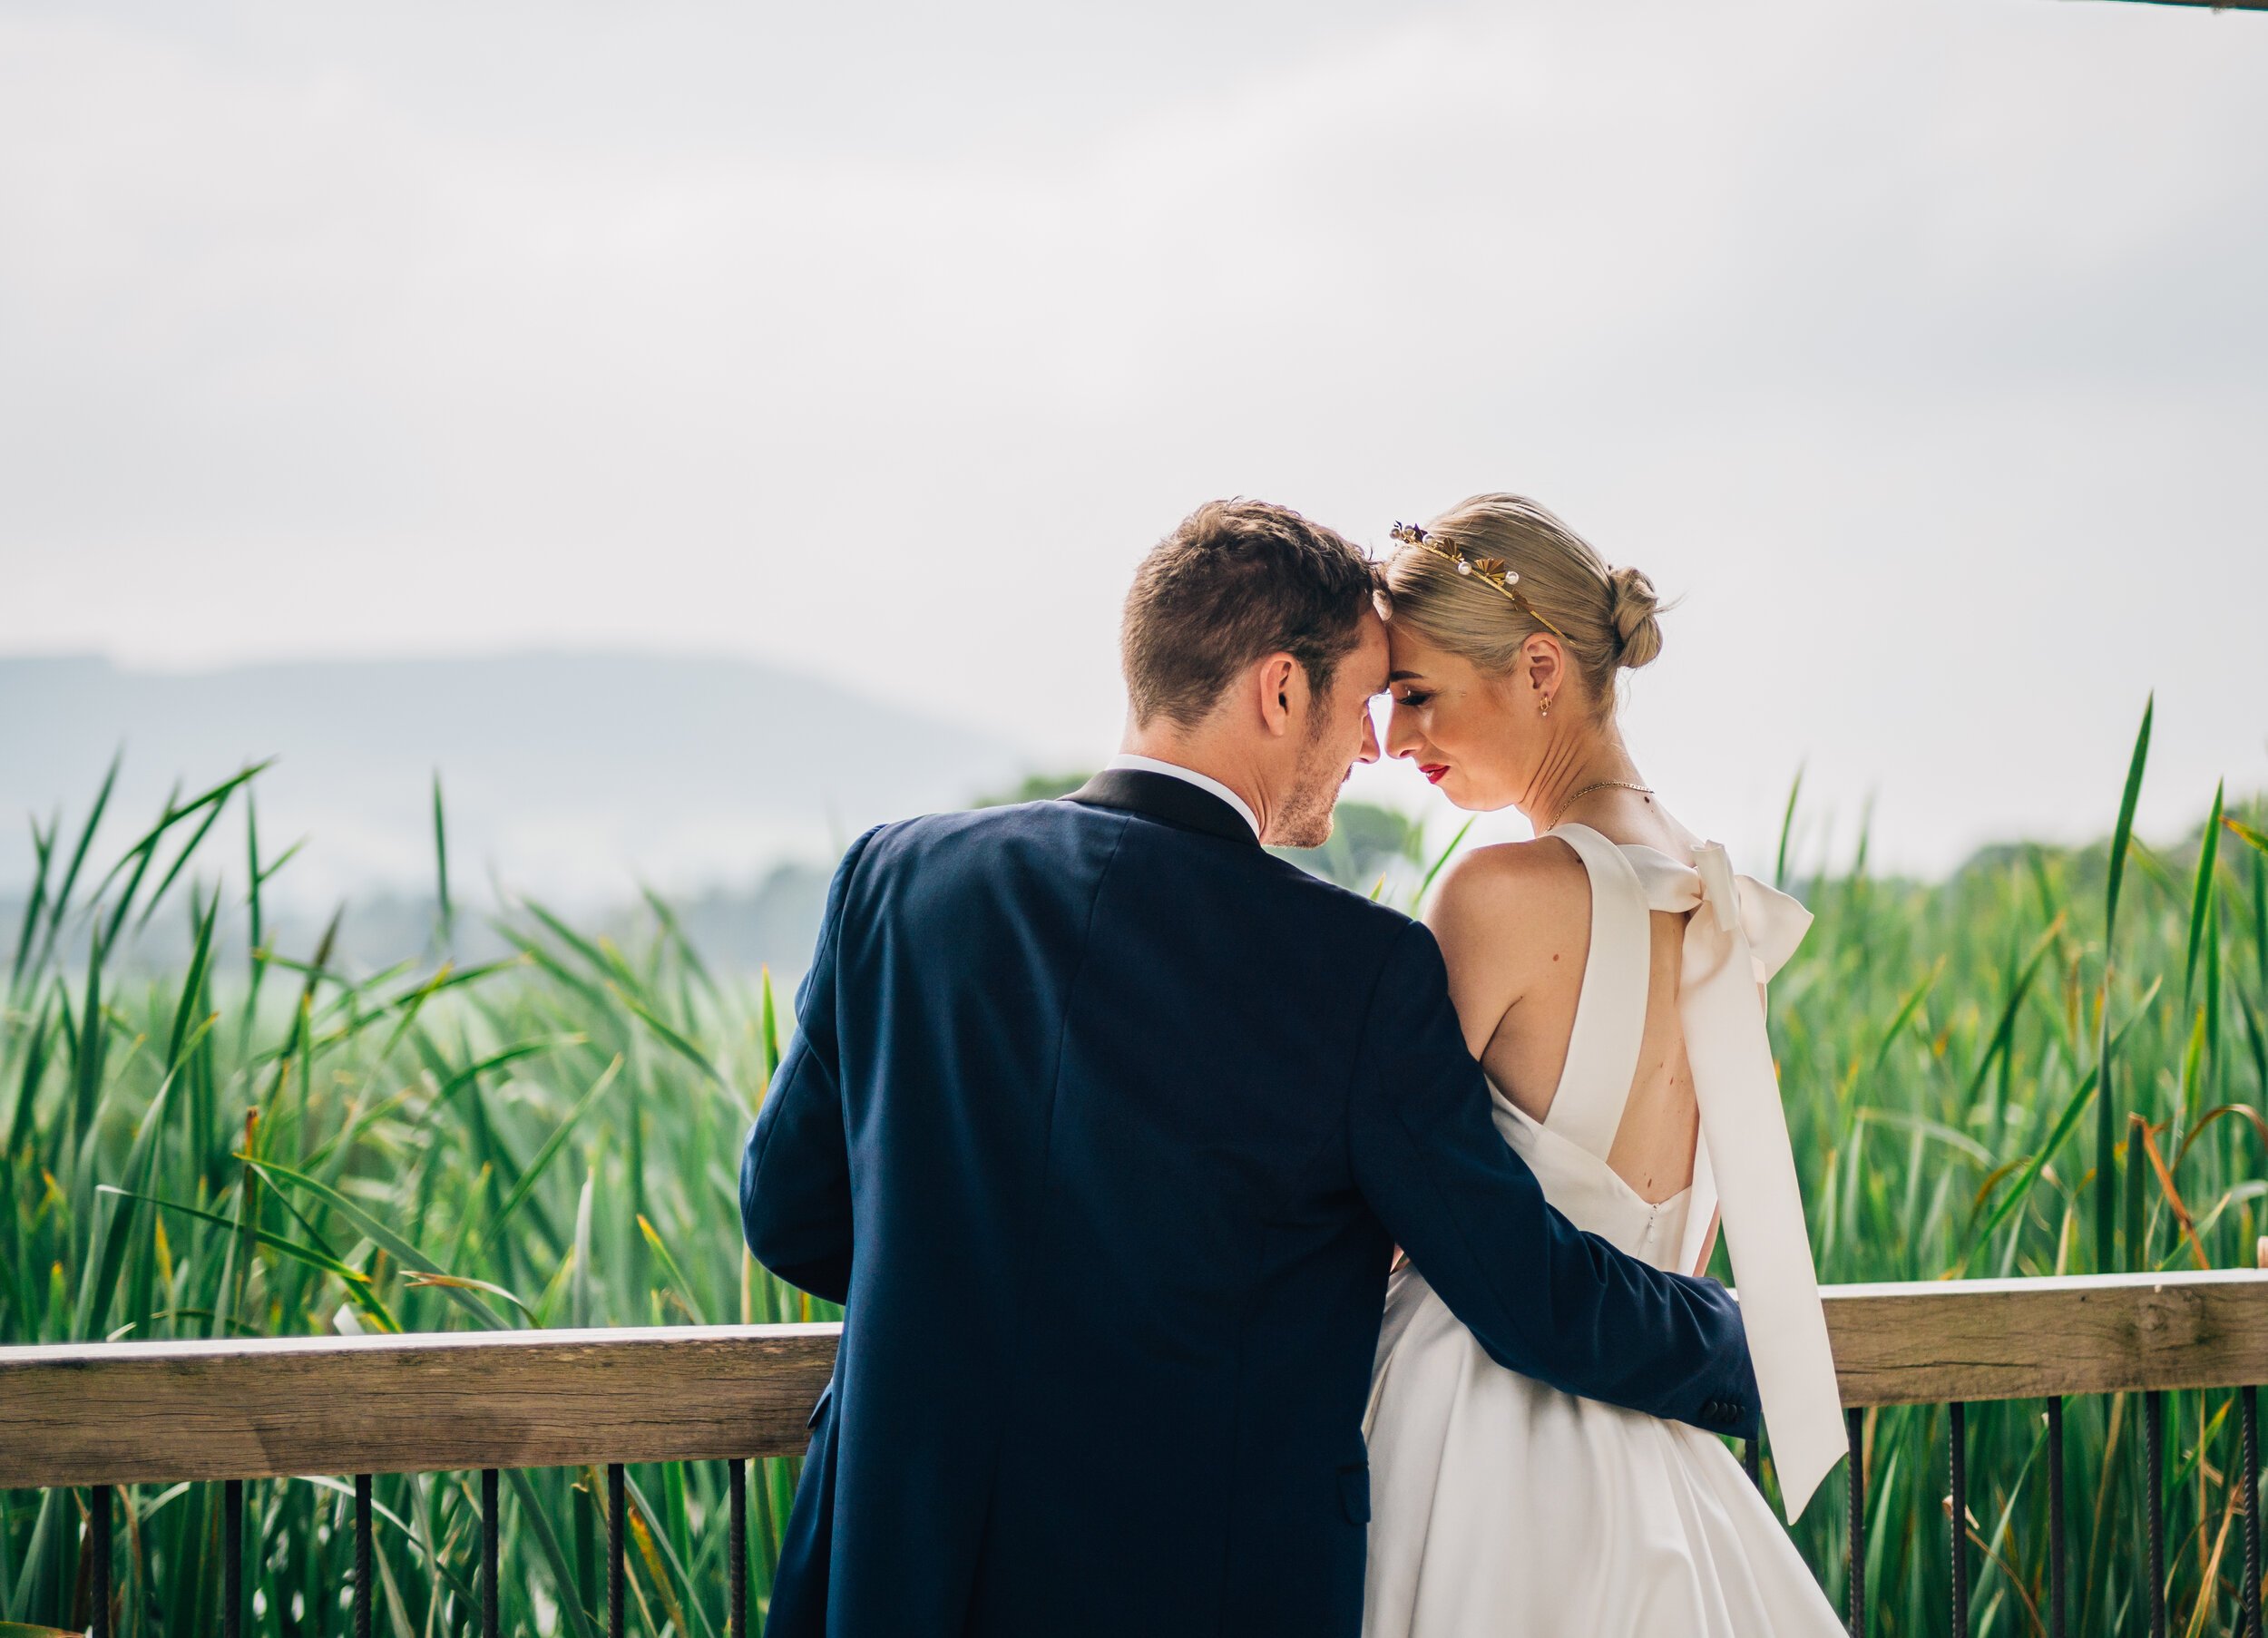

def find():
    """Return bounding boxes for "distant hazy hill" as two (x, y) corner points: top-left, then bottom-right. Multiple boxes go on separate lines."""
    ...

(0, 652), (1031, 909)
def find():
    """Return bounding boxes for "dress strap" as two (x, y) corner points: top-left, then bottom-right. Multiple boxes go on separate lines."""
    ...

(1540, 824), (1651, 1162)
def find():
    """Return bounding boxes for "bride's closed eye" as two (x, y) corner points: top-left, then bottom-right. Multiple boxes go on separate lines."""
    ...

(1393, 687), (1434, 707)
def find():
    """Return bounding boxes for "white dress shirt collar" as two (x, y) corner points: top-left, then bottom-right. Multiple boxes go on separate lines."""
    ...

(1103, 754), (1263, 841)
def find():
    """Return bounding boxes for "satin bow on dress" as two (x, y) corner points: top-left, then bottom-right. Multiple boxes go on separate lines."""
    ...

(1637, 839), (1841, 1521)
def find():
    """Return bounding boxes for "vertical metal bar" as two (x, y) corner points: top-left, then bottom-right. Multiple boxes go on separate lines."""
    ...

(1847, 1406), (1866, 1638)
(481, 1467), (501, 1638)
(354, 1474), (373, 1638)
(1950, 1402), (1968, 1637)
(2146, 1390), (2165, 1638)
(90, 1484), (112, 1638)
(608, 1463), (626, 1638)
(2244, 1385), (2262, 1638)
(222, 1477), (243, 1638)
(2047, 1397), (2068, 1638)
(728, 1458), (748, 1638)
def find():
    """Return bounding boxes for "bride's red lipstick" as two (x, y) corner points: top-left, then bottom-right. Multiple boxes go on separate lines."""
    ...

(1421, 764), (1449, 785)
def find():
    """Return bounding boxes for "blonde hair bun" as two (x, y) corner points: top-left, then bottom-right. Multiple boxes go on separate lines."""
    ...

(1606, 565), (1663, 670)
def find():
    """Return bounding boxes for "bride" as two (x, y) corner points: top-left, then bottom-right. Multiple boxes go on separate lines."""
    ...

(1363, 494), (1846, 1636)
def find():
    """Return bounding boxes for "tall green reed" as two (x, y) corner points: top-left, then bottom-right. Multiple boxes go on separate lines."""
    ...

(4, 703), (2263, 1634)
(3, 762), (820, 1635)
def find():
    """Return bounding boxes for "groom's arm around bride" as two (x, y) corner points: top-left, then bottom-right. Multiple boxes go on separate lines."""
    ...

(1346, 912), (1755, 1425)
(738, 498), (1757, 1638)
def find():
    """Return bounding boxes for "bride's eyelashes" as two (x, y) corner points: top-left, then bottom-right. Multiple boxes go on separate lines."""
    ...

(1393, 687), (1434, 707)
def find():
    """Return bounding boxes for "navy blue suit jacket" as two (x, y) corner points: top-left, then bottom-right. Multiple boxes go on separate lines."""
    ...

(740, 769), (1757, 1638)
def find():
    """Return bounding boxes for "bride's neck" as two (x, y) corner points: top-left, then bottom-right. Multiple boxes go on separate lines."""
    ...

(1516, 720), (1644, 834)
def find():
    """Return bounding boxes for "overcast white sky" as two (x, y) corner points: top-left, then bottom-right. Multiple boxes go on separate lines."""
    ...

(4, 0), (2264, 876)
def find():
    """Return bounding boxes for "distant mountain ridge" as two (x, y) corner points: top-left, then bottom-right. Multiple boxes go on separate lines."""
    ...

(0, 651), (1031, 906)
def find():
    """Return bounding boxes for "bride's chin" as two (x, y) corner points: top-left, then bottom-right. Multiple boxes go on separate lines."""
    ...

(1442, 779), (1520, 814)
(1432, 778), (1493, 814)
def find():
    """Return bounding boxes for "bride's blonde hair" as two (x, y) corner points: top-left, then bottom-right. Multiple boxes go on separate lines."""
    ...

(1380, 493), (1664, 712)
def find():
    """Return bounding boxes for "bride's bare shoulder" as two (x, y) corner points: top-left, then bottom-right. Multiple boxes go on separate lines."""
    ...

(1426, 836), (1590, 954)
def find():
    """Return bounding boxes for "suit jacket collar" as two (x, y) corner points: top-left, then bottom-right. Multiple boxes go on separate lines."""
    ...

(1064, 768), (1263, 848)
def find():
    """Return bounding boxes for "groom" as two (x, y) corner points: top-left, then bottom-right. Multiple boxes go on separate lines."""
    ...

(739, 499), (1758, 1638)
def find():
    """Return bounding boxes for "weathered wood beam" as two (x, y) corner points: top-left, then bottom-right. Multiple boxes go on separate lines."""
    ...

(0, 1323), (840, 1489)
(1824, 1270), (2268, 1407)
(5, 1272), (2267, 1488)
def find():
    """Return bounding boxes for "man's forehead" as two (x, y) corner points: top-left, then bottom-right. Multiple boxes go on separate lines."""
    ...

(1363, 624), (1393, 691)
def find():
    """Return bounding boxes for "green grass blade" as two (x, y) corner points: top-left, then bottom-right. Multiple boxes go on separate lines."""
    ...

(244, 785), (266, 1004)
(2223, 813), (2268, 864)
(759, 969), (782, 1091)
(44, 746), (121, 946)
(1958, 917), (2065, 1108)
(94, 761), (270, 907)
(432, 1038), (587, 1114)
(479, 1055), (624, 1257)
(1965, 982), (2157, 1268)
(100, 1185), (376, 1288)
(163, 892), (222, 1073)
(2183, 782), (2224, 1008)
(6, 812), (55, 992)
(610, 982), (726, 1088)
(2096, 692), (2153, 1272)
(640, 883), (717, 998)
(70, 916), (108, 1147)
(1871, 957), (1946, 1078)
(1413, 815), (1476, 910)
(100, 779), (178, 949)
(636, 1213), (708, 1325)
(505, 1469), (602, 1638)
(1775, 763), (1804, 890)
(432, 770), (453, 951)
(243, 1157), (510, 1330)
(519, 897), (632, 990)
(73, 1068), (179, 1340)
(133, 768), (255, 932)
(2104, 694), (2153, 951)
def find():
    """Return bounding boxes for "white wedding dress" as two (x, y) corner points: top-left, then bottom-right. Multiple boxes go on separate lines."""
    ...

(1362, 823), (1844, 1637)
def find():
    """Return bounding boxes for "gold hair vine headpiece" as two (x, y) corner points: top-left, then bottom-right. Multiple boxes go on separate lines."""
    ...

(1388, 522), (1569, 639)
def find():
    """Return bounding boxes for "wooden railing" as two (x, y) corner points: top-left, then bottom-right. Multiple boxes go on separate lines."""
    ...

(5, 1272), (2267, 1637)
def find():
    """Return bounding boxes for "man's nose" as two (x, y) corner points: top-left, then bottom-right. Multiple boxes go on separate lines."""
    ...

(1358, 707), (1382, 765)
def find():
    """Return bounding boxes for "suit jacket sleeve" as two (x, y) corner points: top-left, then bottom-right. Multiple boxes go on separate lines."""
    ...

(739, 825), (881, 1305)
(1349, 920), (1762, 1438)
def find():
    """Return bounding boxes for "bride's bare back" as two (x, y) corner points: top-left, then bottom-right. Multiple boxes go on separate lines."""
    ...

(1425, 790), (1706, 1209)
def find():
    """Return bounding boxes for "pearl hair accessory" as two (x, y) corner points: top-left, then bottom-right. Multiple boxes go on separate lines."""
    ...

(1387, 522), (1569, 641)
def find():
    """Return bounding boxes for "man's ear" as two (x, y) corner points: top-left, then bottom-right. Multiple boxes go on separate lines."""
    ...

(1257, 653), (1300, 739)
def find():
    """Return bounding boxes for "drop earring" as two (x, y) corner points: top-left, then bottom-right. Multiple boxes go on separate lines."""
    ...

(1540, 694), (1553, 719)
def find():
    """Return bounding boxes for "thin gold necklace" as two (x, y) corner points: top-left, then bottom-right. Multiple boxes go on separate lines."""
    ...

(1549, 778), (1654, 830)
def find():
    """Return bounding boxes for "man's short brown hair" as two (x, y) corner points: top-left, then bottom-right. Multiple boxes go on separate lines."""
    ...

(1119, 500), (1378, 729)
